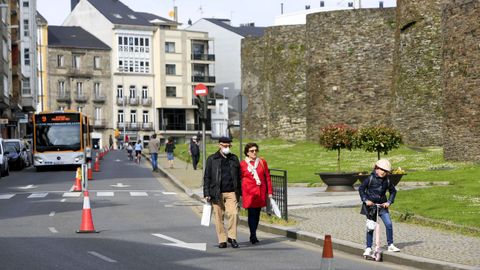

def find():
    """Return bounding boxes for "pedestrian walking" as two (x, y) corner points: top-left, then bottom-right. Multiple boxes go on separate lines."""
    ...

(359, 159), (401, 256)
(203, 137), (241, 248)
(109, 135), (113, 150)
(134, 140), (143, 164)
(148, 134), (160, 171)
(189, 136), (200, 170)
(240, 142), (272, 244)
(165, 137), (176, 169)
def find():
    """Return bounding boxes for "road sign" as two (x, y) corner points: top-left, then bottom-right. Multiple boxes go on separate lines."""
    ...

(194, 84), (208, 96)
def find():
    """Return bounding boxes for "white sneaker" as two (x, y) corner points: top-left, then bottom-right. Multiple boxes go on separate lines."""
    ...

(363, 247), (372, 256)
(388, 244), (400, 252)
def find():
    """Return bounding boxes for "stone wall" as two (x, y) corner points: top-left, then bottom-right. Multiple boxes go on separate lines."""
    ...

(442, 0), (480, 161)
(242, 25), (307, 140)
(305, 8), (396, 140)
(392, 0), (444, 146)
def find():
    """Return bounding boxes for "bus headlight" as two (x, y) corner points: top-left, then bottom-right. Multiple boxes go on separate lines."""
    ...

(34, 156), (44, 163)
(74, 154), (84, 162)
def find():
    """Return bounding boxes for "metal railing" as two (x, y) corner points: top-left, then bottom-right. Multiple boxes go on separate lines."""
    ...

(57, 92), (71, 102)
(264, 169), (288, 221)
(191, 54), (215, 61)
(141, 97), (152, 106)
(93, 95), (107, 103)
(128, 97), (139, 106)
(192, 76), (216, 83)
(74, 95), (88, 103)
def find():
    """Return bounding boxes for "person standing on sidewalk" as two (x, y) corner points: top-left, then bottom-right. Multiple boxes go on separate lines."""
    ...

(359, 159), (400, 256)
(148, 134), (160, 171)
(203, 137), (241, 249)
(189, 136), (200, 170)
(240, 142), (272, 244)
(165, 137), (176, 169)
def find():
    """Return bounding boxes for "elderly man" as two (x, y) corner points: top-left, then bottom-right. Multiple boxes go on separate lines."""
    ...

(203, 137), (241, 248)
(147, 134), (160, 171)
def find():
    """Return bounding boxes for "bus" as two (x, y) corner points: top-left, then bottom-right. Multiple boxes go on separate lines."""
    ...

(33, 111), (91, 169)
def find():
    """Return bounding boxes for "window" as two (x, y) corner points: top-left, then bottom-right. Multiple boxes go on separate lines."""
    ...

(3, 75), (8, 97)
(166, 86), (176, 97)
(2, 39), (7, 60)
(24, 48), (30, 65)
(94, 56), (101, 69)
(143, 111), (149, 123)
(166, 64), (176, 75)
(58, 106), (65, 111)
(57, 55), (64, 67)
(117, 34), (151, 74)
(23, 19), (29, 37)
(165, 42), (175, 53)
(118, 110), (124, 123)
(129, 86), (136, 98)
(348, 2), (353, 7)
(95, 107), (102, 120)
(77, 106), (83, 113)
(117, 85), (123, 98)
(94, 82), (101, 96)
(73, 55), (81, 69)
(23, 1), (29, 7)
(141, 86), (148, 99)
(22, 79), (31, 95)
(320, 1), (325, 7)
(130, 110), (137, 123)
(127, 14), (137, 19)
(58, 81), (65, 95)
(1, 8), (6, 24)
(76, 82), (83, 96)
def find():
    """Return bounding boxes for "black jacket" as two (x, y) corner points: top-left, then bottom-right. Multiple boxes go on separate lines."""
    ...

(203, 151), (241, 203)
(358, 172), (397, 215)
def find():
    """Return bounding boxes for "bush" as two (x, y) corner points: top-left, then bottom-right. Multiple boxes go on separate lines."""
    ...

(319, 123), (357, 172)
(356, 125), (402, 160)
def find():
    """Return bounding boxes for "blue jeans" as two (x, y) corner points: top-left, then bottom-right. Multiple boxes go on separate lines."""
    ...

(366, 212), (394, 247)
(150, 153), (158, 170)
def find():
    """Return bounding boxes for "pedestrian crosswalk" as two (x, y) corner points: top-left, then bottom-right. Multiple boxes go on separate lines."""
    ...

(0, 191), (173, 200)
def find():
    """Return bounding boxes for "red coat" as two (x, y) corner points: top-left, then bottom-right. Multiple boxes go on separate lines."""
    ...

(240, 158), (273, 208)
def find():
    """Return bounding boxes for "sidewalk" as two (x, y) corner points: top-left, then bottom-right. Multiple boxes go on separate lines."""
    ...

(148, 152), (480, 270)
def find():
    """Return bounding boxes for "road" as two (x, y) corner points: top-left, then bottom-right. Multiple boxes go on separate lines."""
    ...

(0, 150), (420, 270)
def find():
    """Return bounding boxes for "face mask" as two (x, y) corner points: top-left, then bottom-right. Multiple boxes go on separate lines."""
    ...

(221, 147), (230, 155)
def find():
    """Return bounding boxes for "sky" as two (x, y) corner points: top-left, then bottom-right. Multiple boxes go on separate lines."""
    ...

(36, 0), (396, 28)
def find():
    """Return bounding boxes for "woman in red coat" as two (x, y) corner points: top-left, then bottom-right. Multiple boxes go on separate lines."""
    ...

(240, 142), (273, 244)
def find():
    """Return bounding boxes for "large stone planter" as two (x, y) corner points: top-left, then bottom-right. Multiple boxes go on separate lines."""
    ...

(316, 172), (358, 192)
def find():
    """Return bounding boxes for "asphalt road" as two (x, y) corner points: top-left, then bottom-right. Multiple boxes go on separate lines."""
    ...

(0, 151), (420, 270)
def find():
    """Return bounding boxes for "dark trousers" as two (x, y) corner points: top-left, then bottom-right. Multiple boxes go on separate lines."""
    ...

(247, 207), (261, 238)
(192, 154), (200, 170)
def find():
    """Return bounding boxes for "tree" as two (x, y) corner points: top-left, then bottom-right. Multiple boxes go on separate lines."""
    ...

(356, 125), (403, 160)
(319, 123), (357, 172)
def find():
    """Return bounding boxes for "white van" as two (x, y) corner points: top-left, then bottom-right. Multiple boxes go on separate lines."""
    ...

(0, 138), (9, 177)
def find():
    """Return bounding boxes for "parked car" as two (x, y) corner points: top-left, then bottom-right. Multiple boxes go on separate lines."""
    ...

(4, 140), (25, 170)
(5, 139), (31, 168)
(0, 138), (9, 177)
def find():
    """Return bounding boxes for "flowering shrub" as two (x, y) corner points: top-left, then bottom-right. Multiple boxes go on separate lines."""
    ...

(356, 125), (403, 160)
(319, 123), (357, 172)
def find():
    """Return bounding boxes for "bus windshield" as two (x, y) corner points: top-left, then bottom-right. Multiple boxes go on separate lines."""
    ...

(35, 122), (81, 152)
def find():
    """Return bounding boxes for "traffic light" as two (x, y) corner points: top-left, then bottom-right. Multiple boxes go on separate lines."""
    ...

(114, 129), (120, 138)
(195, 96), (207, 121)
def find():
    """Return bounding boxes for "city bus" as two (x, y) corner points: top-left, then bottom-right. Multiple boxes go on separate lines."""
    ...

(32, 111), (91, 170)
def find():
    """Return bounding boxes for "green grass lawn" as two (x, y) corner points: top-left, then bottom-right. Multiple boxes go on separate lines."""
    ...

(174, 139), (480, 233)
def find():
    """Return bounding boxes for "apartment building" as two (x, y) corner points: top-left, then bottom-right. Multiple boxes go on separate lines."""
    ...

(64, 0), (215, 145)
(47, 26), (112, 148)
(0, 0), (11, 138)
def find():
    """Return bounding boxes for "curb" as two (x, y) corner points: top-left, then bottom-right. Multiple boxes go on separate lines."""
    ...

(147, 155), (478, 270)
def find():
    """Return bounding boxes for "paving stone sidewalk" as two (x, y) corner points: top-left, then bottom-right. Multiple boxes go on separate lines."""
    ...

(147, 152), (480, 269)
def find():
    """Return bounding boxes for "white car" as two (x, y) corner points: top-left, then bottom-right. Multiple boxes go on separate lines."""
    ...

(0, 138), (10, 177)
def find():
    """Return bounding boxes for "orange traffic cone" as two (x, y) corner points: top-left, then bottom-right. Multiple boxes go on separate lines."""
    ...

(94, 156), (100, 172)
(320, 235), (334, 270)
(77, 191), (97, 233)
(87, 161), (93, 180)
(71, 167), (82, 192)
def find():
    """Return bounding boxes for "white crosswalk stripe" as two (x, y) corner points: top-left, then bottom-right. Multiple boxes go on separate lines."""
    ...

(97, 192), (114, 197)
(63, 192), (82, 197)
(130, 192), (148, 197)
(0, 194), (15, 199)
(27, 193), (49, 198)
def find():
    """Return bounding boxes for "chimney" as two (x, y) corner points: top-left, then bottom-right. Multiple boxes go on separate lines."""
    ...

(71, 0), (80, 11)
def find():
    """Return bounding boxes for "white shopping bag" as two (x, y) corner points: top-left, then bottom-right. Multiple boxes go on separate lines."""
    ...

(269, 198), (282, 218)
(201, 203), (212, 226)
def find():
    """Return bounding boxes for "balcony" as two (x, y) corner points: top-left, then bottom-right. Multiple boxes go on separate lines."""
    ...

(93, 119), (107, 128)
(141, 97), (152, 106)
(192, 76), (216, 83)
(117, 122), (126, 129)
(128, 122), (141, 131)
(191, 54), (215, 61)
(57, 92), (71, 102)
(93, 95), (107, 103)
(74, 94), (88, 103)
(128, 97), (139, 106)
(117, 97), (126, 106)
(21, 96), (36, 111)
(142, 122), (153, 130)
